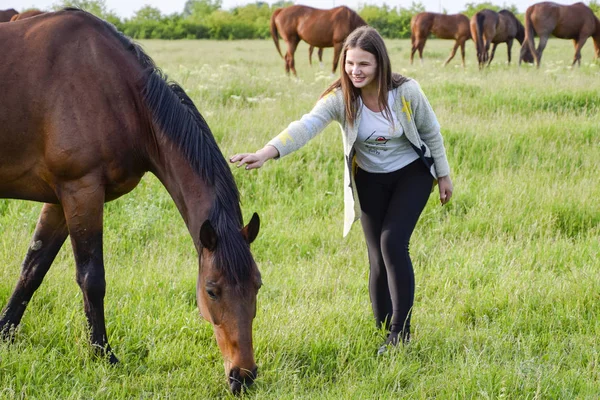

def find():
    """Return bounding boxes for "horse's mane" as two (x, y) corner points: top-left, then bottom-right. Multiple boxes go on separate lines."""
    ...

(63, 9), (253, 285)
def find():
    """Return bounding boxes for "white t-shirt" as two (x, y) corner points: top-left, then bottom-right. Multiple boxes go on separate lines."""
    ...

(355, 91), (419, 173)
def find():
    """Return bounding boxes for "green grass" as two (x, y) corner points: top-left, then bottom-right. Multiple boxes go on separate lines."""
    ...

(1, 38), (599, 398)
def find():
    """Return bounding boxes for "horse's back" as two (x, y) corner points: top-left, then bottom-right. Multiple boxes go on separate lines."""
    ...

(277, 5), (362, 46)
(10, 9), (44, 21)
(431, 13), (470, 39)
(495, 10), (519, 41)
(0, 10), (147, 203)
(530, 2), (596, 38)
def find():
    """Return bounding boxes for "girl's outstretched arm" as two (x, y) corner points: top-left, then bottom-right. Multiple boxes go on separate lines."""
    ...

(230, 145), (280, 170)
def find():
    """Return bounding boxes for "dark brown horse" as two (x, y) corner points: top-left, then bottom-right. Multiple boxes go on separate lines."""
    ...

(470, 9), (533, 68)
(520, 2), (600, 67)
(0, 8), (18, 22)
(0, 9), (261, 395)
(10, 9), (44, 21)
(270, 5), (367, 76)
(410, 12), (471, 67)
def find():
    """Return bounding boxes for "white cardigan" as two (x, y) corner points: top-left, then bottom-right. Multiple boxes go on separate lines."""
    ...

(267, 79), (450, 237)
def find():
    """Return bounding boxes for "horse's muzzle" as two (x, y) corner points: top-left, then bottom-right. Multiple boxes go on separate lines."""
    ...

(229, 365), (258, 395)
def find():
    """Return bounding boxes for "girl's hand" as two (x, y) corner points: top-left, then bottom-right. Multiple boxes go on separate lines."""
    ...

(438, 175), (453, 205)
(229, 146), (279, 170)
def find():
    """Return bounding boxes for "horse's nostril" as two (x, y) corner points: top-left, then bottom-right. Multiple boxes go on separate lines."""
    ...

(228, 365), (257, 393)
(229, 380), (242, 395)
(243, 366), (257, 387)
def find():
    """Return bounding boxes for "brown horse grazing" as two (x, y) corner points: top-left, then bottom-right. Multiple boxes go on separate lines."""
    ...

(0, 8), (18, 22)
(0, 9), (262, 395)
(270, 5), (367, 76)
(520, 2), (600, 67)
(470, 9), (533, 68)
(410, 12), (471, 67)
(10, 9), (44, 21)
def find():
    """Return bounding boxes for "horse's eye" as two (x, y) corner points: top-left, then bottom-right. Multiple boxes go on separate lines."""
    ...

(206, 289), (218, 300)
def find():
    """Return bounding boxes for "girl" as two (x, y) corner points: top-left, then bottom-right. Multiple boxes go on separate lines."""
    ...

(230, 26), (453, 353)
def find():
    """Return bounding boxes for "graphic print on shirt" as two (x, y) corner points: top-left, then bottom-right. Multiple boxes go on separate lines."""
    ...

(361, 121), (400, 156)
(364, 131), (390, 155)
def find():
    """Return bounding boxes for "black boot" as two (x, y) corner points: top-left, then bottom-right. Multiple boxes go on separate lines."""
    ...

(377, 326), (410, 355)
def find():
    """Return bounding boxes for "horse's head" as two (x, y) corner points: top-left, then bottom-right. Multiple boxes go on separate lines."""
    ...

(197, 213), (261, 395)
(520, 43), (535, 64)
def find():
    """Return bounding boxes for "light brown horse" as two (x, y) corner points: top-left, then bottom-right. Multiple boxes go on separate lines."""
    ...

(0, 9), (261, 395)
(10, 9), (44, 21)
(270, 5), (367, 76)
(410, 12), (471, 67)
(470, 9), (533, 68)
(520, 2), (600, 67)
(0, 8), (18, 22)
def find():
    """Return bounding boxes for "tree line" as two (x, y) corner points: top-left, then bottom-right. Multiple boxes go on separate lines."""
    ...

(40, 0), (600, 40)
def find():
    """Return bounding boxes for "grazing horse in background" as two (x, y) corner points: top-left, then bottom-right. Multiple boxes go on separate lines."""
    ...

(0, 9), (262, 395)
(470, 9), (533, 68)
(10, 9), (44, 21)
(0, 8), (18, 22)
(270, 5), (367, 76)
(410, 12), (472, 67)
(520, 1), (600, 67)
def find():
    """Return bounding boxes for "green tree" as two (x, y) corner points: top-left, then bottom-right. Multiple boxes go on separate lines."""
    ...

(462, 2), (501, 18)
(183, 0), (221, 19)
(359, 3), (423, 39)
(589, 0), (600, 15)
(131, 5), (164, 21)
(52, 0), (122, 27)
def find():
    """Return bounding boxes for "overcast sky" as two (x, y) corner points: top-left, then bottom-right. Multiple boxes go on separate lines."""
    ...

(9, 0), (576, 19)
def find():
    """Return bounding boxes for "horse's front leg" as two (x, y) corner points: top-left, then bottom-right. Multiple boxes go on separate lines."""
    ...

(487, 43), (498, 66)
(331, 41), (344, 74)
(506, 39), (513, 64)
(318, 48), (324, 69)
(0, 203), (69, 340)
(460, 40), (467, 68)
(60, 179), (118, 364)
(443, 41), (460, 66)
(572, 37), (588, 67)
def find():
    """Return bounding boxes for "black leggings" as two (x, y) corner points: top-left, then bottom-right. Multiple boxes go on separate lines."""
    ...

(355, 160), (434, 334)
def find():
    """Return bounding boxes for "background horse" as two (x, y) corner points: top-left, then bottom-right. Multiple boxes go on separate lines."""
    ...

(270, 5), (367, 76)
(470, 9), (533, 68)
(410, 12), (471, 67)
(0, 8), (18, 22)
(520, 1), (600, 67)
(10, 9), (44, 21)
(0, 9), (261, 395)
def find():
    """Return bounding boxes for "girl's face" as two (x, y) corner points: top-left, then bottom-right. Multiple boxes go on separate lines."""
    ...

(345, 48), (378, 92)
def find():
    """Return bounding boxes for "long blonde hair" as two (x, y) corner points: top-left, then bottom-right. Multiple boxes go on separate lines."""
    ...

(320, 26), (408, 126)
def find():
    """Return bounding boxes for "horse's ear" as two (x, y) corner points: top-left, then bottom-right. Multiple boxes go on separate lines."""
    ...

(200, 220), (218, 251)
(241, 212), (260, 245)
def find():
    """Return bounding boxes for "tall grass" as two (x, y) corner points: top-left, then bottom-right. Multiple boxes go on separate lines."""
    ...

(1, 38), (599, 398)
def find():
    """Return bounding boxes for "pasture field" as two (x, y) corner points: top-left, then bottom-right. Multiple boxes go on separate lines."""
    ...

(1, 38), (599, 398)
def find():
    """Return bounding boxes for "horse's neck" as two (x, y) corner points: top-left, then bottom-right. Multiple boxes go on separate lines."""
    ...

(150, 139), (214, 252)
